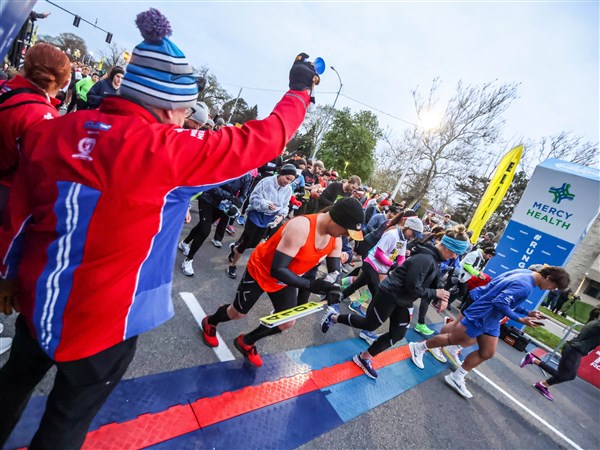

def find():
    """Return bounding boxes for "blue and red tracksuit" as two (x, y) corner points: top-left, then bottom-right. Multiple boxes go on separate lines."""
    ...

(0, 91), (309, 361)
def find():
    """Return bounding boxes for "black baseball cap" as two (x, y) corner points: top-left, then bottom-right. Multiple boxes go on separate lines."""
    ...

(329, 197), (365, 241)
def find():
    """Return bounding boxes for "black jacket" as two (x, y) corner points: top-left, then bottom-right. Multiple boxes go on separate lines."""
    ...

(200, 172), (252, 208)
(379, 242), (444, 307)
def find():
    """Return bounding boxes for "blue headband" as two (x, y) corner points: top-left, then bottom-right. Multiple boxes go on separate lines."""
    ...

(441, 235), (469, 255)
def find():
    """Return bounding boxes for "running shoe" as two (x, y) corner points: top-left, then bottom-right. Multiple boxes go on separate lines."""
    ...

(348, 301), (366, 317)
(340, 276), (354, 289)
(428, 346), (448, 363)
(533, 382), (554, 401)
(211, 239), (222, 248)
(415, 323), (435, 336)
(181, 259), (194, 276)
(237, 215), (246, 226)
(409, 342), (425, 369)
(444, 373), (473, 399)
(359, 330), (379, 346)
(227, 243), (235, 263)
(321, 305), (338, 333)
(178, 240), (190, 256)
(226, 265), (237, 279)
(234, 335), (263, 367)
(519, 352), (536, 368)
(201, 316), (219, 347)
(225, 225), (236, 235)
(353, 354), (378, 379)
(442, 345), (463, 369)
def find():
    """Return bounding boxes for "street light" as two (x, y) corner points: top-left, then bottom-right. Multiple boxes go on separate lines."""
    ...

(390, 109), (442, 201)
(310, 65), (343, 161)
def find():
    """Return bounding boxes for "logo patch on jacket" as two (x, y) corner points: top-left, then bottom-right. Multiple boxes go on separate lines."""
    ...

(73, 138), (96, 161)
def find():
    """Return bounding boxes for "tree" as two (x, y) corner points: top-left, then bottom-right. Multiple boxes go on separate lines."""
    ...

(379, 78), (519, 204)
(522, 132), (599, 175)
(452, 174), (490, 224)
(39, 32), (88, 61)
(485, 170), (529, 234)
(193, 66), (231, 115)
(97, 42), (127, 71)
(221, 98), (258, 124)
(318, 108), (381, 181)
(286, 104), (336, 158)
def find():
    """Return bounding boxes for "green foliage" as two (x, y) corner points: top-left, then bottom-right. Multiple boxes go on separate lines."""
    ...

(524, 326), (563, 350)
(564, 301), (594, 324)
(318, 108), (381, 180)
(221, 98), (258, 124)
(452, 174), (489, 224)
(194, 66), (231, 114)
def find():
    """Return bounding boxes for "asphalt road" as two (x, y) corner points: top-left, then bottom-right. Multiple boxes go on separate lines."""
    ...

(1, 216), (599, 449)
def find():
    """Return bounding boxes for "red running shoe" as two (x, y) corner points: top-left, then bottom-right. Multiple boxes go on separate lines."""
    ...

(201, 316), (219, 347)
(234, 334), (263, 367)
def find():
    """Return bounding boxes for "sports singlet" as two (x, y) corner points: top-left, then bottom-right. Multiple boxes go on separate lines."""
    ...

(247, 213), (337, 292)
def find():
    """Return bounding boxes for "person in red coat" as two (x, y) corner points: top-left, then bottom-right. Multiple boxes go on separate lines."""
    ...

(0, 43), (71, 216)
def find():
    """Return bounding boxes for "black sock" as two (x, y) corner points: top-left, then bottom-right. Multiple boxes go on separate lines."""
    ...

(208, 304), (231, 326)
(243, 324), (282, 346)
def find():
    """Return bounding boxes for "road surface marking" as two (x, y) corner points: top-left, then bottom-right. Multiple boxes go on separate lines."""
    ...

(179, 292), (235, 362)
(473, 368), (583, 450)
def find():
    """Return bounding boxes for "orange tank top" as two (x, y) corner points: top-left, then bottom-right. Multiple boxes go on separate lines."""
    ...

(247, 214), (337, 292)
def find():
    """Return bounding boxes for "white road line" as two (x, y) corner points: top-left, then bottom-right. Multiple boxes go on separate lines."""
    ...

(473, 368), (583, 450)
(179, 292), (235, 362)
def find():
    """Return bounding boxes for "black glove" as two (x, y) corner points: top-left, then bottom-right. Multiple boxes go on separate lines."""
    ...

(289, 53), (320, 92)
(309, 277), (335, 294)
(326, 288), (343, 306)
(232, 197), (243, 208)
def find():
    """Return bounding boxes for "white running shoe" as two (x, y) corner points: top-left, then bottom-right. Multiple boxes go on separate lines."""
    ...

(409, 342), (425, 369)
(442, 345), (463, 369)
(0, 336), (12, 355)
(444, 373), (473, 398)
(211, 239), (222, 248)
(178, 240), (190, 256)
(181, 259), (194, 276)
(429, 346), (447, 363)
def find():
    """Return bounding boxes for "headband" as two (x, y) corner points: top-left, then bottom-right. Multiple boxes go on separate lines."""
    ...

(441, 235), (469, 255)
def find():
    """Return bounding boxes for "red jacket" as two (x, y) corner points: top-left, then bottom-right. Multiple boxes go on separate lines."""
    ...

(0, 91), (309, 361)
(0, 75), (60, 188)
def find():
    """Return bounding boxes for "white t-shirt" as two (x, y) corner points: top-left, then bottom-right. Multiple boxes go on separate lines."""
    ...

(365, 227), (407, 274)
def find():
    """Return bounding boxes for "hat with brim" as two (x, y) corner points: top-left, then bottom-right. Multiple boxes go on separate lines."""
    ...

(404, 216), (424, 239)
(329, 197), (365, 241)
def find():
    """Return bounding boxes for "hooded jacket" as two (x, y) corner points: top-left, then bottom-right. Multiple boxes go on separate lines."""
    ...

(378, 242), (444, 307)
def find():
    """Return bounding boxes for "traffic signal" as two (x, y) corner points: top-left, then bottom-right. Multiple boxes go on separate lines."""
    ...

(105, 32), (113, 44)
(73, 15), (81, 27)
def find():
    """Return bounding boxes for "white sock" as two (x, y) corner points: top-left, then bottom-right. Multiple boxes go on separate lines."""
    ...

(416, 341), (428, 353)
(447, 344), (463, 353)
(452, 366), (468, 382)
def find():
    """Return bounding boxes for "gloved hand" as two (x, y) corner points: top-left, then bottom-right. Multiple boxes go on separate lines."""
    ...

(289, 53), (320, 92)
(232, 197), (243, 208)
(309, 277), (336, 294)
(326, 288), (343, 306)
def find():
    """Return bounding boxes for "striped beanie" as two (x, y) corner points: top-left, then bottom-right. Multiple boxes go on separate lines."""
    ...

(120, 9), (198, 110)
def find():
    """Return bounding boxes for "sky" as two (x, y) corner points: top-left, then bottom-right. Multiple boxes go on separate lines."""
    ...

(32, 0), (599, 154)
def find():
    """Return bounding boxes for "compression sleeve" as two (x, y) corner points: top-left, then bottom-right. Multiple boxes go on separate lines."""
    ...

(463, 263), (480, 277)
(374, 247), (393, 267)
(270, 250), (311, 289)
(326, 256), (342, 284)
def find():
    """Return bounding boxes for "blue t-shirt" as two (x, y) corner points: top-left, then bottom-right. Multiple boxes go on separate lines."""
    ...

(465, 269), (534, 330)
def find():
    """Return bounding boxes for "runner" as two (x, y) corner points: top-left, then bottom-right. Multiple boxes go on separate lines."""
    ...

(321, 225), (470, 379)
(226, 165), (297, 279)
(408, 266), (570, 398)
(202, 197), (365, 367)
(520, 306), (600, 401)
(0, 8), (317, 447)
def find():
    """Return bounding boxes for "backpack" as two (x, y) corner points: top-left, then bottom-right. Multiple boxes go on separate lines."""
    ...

(0, 82), (48, 112)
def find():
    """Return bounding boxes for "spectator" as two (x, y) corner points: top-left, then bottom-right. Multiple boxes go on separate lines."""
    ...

(86, 65), (124, 109)
(0, 43), (70, 218)
(442, 213), (453, 229)
(552, 289), (572, 315)
(0, 8), (315, 448)
(184, 101), (209, 130)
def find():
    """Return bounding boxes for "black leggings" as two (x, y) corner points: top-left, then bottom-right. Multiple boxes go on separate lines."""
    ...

(184, 199), (227, 259)
(337, 288), (412, 357)
(234, 219), (268, 254)
(342, 262), (381, 299)
(539, 343), (583, 386)
(0, 315), (136, 449)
